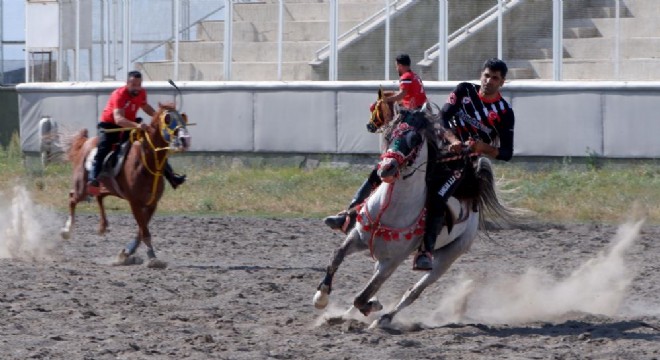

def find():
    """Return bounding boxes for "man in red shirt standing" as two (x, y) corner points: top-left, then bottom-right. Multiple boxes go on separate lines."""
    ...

(87, 70), (185, 195)
(324, 53), (429, 234)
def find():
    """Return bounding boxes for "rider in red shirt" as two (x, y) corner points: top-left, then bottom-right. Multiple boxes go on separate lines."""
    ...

(87, 71), (185, 195)
(324, 54), (429, 235)
(384, 54), (427, 111)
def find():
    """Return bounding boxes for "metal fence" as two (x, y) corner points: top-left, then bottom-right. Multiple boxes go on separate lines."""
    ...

(4, 0), (656, 83)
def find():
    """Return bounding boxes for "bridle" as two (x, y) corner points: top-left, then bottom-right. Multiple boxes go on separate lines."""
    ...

(129, 109), (189, 205)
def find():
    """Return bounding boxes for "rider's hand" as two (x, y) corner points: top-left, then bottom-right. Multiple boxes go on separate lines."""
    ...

(469, 139), (484, 153)
(449, 141), (463, 153)
(137, 123), (148, 131)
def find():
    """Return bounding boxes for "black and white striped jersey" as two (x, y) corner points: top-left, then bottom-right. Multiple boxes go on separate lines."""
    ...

(441, 82), (515, 161)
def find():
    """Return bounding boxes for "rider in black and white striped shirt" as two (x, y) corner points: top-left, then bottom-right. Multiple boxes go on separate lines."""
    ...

(414, 58), (516, 270)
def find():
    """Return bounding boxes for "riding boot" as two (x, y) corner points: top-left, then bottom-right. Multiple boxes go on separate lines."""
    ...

(87, 160), (102, 196)
(413, 208), (445, 271)
(324, 168), (380, 234)
(163, 162), (186, 190)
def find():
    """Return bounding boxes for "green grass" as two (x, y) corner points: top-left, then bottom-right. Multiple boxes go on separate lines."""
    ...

(1, 135), (658, 224)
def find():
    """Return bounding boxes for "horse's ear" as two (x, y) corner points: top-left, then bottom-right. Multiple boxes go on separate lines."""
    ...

(378, 87), (383, 99)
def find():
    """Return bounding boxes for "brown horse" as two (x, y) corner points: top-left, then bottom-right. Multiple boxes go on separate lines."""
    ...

(61, 103), (191, 268)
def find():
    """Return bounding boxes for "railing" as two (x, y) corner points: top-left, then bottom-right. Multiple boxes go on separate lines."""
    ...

(418, 0), (523, 67)
(310, 0), (417, 65)
(130, 3), (225, 64)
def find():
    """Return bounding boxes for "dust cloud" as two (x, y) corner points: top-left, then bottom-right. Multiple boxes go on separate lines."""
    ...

(0, 186), (61, 260)
(428, 220), (646, 326)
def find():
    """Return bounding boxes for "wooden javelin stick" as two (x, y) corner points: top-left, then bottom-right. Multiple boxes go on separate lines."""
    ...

(102, 123), (197, 133)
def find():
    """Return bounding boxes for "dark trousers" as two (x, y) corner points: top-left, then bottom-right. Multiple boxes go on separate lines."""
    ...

(422, 156), (471, 252)
(91, 123), (126, 180)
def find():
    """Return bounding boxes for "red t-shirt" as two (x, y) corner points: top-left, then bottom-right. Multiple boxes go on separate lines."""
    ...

(399, 71), (427, 109)
(100, 86), (147, 123)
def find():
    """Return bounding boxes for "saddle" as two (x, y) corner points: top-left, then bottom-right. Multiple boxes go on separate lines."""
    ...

(85, 141), (132, 181)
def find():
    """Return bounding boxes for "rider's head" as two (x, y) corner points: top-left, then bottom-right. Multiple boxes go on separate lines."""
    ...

(395, 53), (411, 76)
(126, 70), (143, 97)
(480, 58), (508, 99)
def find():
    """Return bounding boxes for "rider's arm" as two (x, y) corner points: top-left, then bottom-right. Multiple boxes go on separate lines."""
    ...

(113, 108), (147, 130)
(141, 103), (156, 117)
(472, 108), (515, 161)
(384, 89), (406, 104)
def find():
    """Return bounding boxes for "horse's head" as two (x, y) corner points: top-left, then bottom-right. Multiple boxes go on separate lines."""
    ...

(151, 103), (191, 152)
(366, 89), (396, 133)
(377, 120), (427, 184)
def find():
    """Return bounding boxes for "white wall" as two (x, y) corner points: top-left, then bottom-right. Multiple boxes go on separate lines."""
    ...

(17, 81), (660, 158)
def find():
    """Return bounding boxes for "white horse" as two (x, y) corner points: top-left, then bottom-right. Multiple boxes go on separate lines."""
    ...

(313, 95), (513, 328)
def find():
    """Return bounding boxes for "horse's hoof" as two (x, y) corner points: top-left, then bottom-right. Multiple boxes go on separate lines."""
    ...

(370, 314), (393, 330)
(313, 286), (330, 309)
(147, 258), (167, 269)
(112, 251), (143, 266)
(60, 229), (70, 240)
(368, 298), (383, 312)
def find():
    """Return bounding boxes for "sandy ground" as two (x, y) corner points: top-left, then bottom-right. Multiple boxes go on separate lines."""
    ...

(1, 188), (659, 359)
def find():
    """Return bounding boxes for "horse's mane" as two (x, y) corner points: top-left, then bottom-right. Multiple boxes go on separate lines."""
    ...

(381, 105), (441, 154)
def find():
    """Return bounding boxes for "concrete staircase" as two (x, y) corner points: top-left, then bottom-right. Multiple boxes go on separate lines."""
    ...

(138, 0), (659, 81)
(507, 0), (660, 80)
(138, 0), (385, 81)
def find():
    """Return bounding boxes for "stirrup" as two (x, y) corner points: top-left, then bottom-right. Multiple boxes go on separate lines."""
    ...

(412, 251), (433, 271)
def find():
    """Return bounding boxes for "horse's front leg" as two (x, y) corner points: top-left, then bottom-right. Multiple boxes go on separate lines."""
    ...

(374, 232), (474, 329)
(313, 229), (367, 309)
(352, 258), (399, 317)
(113, 202), (150, 266)
(140, 205), (166, 269)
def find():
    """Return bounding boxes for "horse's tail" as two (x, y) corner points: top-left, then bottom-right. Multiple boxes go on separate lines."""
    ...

(474, 157), (524, 230)
(61, 128), (89, 164)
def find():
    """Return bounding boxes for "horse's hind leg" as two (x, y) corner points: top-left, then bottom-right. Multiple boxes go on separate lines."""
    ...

(313, 230), (367, 309)
(61, 178), (86, 240)
(375, 233), (474, 328)
(97, 194), (110, 235)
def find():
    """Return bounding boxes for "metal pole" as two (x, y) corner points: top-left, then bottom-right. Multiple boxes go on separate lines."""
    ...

(75, 0), (80, 81)
(329, 0), (338, 80)
(0, 0), (4, 84)
(552, 0), (563, 80)
(183, 0), (190, 40)
(437, 0), (448, 80)
(110, 0), (116, 79)
(58, 1), (63, 81)
(384, 0), (390, 80)
(497, 0), (502, 60)
(100, 0), (105, 79)
(614, 0), (620, 79)
(122, 0), (129, 77)
(223, 0), (232, 80)
(25, 0), (29, 82)
(174, 0), (180, 80)
(277, 0), (283, 80)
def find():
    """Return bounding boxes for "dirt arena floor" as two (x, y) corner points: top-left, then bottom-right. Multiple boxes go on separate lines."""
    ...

(1, 195), (659, 359)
